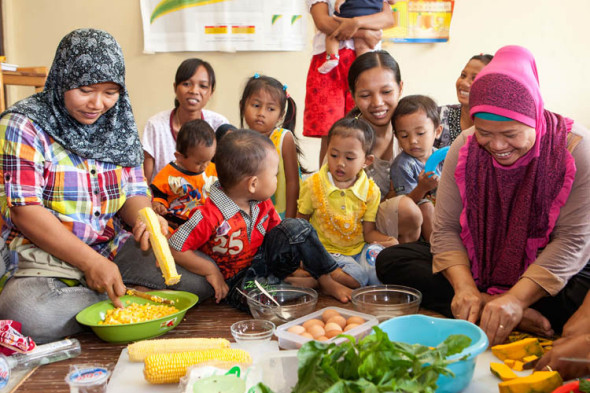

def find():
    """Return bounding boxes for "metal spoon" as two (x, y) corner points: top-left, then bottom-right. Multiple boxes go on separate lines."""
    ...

(236, 287), (289, 322)
(254, 280), (282, 308)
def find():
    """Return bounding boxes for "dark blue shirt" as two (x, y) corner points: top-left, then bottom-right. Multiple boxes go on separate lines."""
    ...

(335, 0), (383, 18)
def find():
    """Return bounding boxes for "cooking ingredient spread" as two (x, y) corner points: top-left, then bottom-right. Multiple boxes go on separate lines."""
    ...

(98, 303), (179, 325)
(256, 326), (471, 392)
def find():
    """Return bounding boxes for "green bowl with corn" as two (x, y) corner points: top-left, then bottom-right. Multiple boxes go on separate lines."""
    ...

(76, 290), (198, 343)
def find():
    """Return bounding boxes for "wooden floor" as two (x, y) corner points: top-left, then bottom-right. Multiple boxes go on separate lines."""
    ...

(14, 296), (441, 392)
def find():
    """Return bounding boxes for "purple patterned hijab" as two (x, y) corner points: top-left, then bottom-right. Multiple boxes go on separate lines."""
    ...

(455, 46), (576, 294)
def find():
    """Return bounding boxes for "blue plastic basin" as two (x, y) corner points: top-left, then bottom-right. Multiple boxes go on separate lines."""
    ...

(379, 314), (488, 393)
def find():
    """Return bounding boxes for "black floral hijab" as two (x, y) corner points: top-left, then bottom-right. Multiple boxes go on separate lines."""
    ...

(3, 28), (142, 167)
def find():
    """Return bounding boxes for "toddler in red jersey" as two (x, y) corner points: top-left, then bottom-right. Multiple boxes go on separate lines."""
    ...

(169, 129), (354, 308)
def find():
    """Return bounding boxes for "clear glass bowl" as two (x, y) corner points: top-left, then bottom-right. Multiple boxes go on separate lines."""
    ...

(351, 285), (422, 322)
(230, 319), (275, 342)
(246, 285), (318, 324)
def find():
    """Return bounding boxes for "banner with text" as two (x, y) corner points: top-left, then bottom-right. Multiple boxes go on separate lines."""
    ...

(140, 0), (307, 52)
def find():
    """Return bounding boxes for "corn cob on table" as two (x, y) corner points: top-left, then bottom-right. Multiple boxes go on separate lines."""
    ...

(15, 294), (358, 392)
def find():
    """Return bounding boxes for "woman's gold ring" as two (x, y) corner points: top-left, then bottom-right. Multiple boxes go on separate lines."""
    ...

(545, 365), (553, 371)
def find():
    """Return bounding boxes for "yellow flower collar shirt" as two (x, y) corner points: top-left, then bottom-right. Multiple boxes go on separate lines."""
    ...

(298, 164), (381, 256)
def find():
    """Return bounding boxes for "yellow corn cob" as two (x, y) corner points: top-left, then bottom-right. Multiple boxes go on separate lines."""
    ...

(138, 207), (181, 285)
(128, 337), (230, 362)
(143, 348), (252, 384)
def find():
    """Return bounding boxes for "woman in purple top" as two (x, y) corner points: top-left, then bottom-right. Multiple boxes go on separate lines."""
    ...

(376, 45), (590, 346)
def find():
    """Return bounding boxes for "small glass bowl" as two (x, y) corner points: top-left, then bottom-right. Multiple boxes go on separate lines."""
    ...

(351, 284), (422, 322)
(230, 319), (275, 342)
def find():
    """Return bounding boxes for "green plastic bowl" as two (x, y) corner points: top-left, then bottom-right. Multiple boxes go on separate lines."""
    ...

(75, 290), (198, 343)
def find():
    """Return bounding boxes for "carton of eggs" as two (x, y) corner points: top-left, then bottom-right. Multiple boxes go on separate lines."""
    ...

(275, 307), (379, 349)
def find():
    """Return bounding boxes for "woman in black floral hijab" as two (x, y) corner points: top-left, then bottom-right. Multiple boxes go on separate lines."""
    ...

(0, 29), (213, 343)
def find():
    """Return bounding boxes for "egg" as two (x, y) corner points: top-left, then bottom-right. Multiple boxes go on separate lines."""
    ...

(326, 315), (346, 329)
(325, 329), (342, 339)
(302, 318), (324, 330)
(316, 336), (329, 341)
(300, 332), (313, 339)
(322, 309), (341, 322)
(308, 324), (326, 339)
(324, 322), (343, 333)
(344, 323), (360, 332)
(346, 316), (365, 325)
(287, 325), (306, 335)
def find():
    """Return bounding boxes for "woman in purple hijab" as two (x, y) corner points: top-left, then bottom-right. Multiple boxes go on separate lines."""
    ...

(376, 45), (590, 346)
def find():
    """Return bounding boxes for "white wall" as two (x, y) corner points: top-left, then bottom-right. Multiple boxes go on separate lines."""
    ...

(3, 0), (589, 171)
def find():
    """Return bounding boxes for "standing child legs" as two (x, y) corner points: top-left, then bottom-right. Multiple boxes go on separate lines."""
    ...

(318, 36), (341, 74)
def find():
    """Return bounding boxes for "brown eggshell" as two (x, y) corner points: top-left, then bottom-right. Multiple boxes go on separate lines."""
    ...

(302, 318), (324, 330)
(316, 336), (330, 341)
(344, 323), (361, 332)
(287, 325), (306, 335)
(346, 316), (365, 325)
(321, 309), (341, 322)
(308, 324), (326, 339)
(326, 315), (346, 329)
(325, 329), (342, 339)
(324, 322), (343, 333)
(300, 332), (314, 339)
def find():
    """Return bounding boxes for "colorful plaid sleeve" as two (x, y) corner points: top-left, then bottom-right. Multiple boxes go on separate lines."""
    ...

(122, 165), (150, 199)
(0, 114), (46, 221)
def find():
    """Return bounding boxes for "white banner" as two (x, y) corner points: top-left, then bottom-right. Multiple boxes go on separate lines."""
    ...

(140, 0), (307, 53)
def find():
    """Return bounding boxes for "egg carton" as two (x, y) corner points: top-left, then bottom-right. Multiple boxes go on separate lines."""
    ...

(274, 306), (378, 350)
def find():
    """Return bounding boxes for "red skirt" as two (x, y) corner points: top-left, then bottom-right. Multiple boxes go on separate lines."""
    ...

(303, 48), (356, 138)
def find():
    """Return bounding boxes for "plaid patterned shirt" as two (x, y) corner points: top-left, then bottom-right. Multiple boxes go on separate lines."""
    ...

(0, 113), (149, 267)
(169, 182), (281, 280)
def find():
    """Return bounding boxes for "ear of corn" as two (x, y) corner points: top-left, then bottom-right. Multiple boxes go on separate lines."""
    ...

(138, 207), (181, 285)
(128, 338), (230, 362)
(143, 348), (252, 384)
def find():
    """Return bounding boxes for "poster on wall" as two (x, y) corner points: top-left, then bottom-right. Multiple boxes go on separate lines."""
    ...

(383, 0), (455, 43)
(140, 0), (307, 52)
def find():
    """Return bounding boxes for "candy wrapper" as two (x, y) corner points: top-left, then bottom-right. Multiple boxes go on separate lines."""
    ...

(0, 320), (36, 355)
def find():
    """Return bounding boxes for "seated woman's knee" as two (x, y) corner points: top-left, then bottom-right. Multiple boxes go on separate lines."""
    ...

(398, 196), (422, 243)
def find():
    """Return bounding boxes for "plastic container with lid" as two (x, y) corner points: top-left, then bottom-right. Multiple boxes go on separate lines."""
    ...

(65, 364), (110, 393)
(274, 306), (378, 350)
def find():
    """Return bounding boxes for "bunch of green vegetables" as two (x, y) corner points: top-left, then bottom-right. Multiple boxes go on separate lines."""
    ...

(255, 326), (471, 393)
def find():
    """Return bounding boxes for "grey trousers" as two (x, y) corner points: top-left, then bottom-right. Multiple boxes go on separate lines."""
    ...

(0, 238), (214, 343)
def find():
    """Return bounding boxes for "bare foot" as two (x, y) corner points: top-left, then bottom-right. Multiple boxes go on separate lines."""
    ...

(290, 267), (312, 277)
(330, 267), (360, 289)
(318, 274), (353, 303)
(284, 276), (318, 288)
(517, 308), (554, 337)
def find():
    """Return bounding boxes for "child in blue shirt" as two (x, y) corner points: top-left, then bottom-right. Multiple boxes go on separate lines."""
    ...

(390, 95), (443, 242)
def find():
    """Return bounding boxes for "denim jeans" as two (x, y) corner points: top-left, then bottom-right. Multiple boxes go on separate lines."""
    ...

(0, 237), (214, 343)
(225, 218), (339, 310)
(331, 243), (384, 286)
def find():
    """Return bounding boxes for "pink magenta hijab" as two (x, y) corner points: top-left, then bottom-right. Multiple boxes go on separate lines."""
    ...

(454, 45), (576, 294)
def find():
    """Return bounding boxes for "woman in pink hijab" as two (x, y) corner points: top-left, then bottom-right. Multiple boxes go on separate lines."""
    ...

(375, 45), (590, 346)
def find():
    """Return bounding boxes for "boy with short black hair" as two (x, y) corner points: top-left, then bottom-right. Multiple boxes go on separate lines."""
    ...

(390, 95), (443, 242)
(169, 129), (353, 307)
(150, 119), (218, 228)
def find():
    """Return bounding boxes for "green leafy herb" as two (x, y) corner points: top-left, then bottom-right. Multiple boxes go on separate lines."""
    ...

(579, 379), (590, 393)
(253, 326), (471, 393)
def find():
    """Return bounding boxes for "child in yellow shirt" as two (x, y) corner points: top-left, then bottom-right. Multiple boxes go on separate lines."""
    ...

(297, 117), (398, 286)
